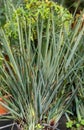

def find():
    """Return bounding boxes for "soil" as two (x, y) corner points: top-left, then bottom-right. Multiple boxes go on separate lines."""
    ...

(58, 115), (70, 130)
(43, 115), (70, 130)
(0, 114), (19, 130)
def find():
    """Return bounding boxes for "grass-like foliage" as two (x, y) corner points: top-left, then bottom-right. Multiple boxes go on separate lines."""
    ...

(0, 1), (84, 130)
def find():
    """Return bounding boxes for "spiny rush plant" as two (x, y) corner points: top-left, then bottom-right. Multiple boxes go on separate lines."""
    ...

(0, 1), (84, 130)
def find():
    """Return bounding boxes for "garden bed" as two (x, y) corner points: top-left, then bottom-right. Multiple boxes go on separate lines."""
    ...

(0, 114), (19, 130)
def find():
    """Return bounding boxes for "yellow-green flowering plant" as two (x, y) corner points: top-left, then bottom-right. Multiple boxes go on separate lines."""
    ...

(4, 0), (72, 45)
